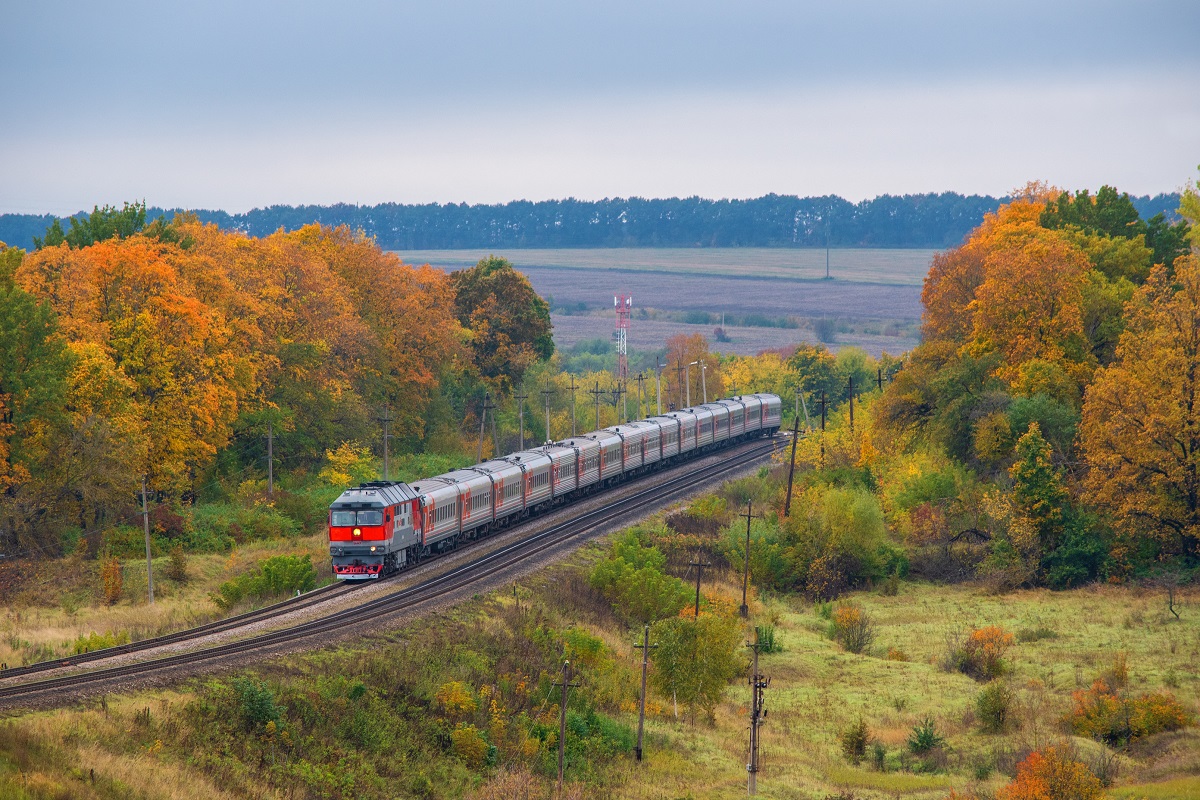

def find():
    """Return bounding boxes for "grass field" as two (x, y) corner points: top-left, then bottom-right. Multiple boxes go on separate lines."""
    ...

(397, 248), (938, 287)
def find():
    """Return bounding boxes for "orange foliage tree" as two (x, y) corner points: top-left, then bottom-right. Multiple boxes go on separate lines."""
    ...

(661, 333), (724, 408)
(995, 744), (1103, 800)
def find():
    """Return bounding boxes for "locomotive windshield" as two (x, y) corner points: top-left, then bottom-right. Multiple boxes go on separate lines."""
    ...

(331, 510), (384, 526)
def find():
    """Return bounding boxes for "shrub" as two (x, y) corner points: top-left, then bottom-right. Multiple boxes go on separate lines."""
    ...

(976, 681), (1014, 733)
(813, 317), (837, 343)
(830, 602), (875, 655)
(945, 625), (1014, 680)
(100, 556), (123, 604)
(214, 554), (317, 609)
(435, 681), (478, 719)
(839, 717), (871, 763)
(1065, 680), (1193, 745)
(451, 723), (490, 768)
(885, 648), (909, 662)
(755, 624), (782, 654)
(187, 503), (302, 552)
(164, 544), (189, 583)
(907, 717), (944, 755)
(73, 630), (130, 654)
(232, 677), (280, 730)
(995, 744), (1103, 800)
(589, 530), (690, 623)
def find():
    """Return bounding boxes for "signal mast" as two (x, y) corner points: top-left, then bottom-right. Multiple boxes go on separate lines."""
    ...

(614, 293), (632, 384)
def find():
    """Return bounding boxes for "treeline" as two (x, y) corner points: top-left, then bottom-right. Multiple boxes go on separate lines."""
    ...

(0, 206), (551, 555)
(1, 192), (1182, 252)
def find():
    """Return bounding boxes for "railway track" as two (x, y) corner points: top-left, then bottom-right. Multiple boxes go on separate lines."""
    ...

(0, 436), (780, 707)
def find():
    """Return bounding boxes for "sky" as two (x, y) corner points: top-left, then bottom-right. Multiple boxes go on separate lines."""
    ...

(2, 0), (1198, 215)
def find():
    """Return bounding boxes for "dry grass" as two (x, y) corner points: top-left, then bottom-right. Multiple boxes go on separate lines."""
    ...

(0, 534), (330, 667)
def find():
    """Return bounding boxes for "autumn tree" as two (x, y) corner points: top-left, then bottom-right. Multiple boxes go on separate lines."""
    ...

(650, 614), (743, 720)
(1080, 255), (1200, 562)
(451, 256), (552, 393)
(661, 333), (724, 408)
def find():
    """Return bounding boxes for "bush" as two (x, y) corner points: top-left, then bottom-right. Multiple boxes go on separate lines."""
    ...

(996, 744), (1103, 800)
(755, 624), (782, 654)
(813, 317), (837, 343)
(907, 717), (944, 755)
(839, 717), (871, 763)
(100, 556), (123, 604)
(232, 677), (280, 730)
(214, 554), (317, 609)
(187, 503), (302, 551)
(830, 602), (875, 655)
(589, 530), (690, 623)
(1065, 680), (1193, 745)
(976, 681), (1014, 733)
(944, 625), (1014, 680)
(73, 630), (130, 654)
(451, 723), (490, 768)
(164, 544), (189, 583)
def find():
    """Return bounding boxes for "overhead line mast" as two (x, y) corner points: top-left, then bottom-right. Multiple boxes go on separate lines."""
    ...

(614, 292), (631, 386)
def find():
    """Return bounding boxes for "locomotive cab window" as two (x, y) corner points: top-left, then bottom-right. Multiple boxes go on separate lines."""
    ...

(331, 511), (356, 526)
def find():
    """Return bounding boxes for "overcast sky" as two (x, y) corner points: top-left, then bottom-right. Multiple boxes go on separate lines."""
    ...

(2, 0), (1198, 214)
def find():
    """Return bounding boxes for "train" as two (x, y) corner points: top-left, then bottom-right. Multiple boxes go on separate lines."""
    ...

(327, 393), (782, 580)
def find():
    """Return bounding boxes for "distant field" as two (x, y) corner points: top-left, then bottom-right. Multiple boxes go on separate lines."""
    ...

(397, 247), (938, 286)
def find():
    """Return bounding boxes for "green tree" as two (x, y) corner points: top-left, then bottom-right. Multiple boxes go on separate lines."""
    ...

(451, 256), (553, 392)
(650, 614), (744, 719)
(589, 529), (691, 623)
(33, 201), (147, 250)
(1010, 423), (1068, 556)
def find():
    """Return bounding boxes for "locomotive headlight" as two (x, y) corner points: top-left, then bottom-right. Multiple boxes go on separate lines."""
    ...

(353, 528), (361, 537)
(370, 546), (377, 552)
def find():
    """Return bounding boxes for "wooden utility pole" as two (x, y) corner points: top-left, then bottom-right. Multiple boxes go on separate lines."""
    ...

(266, 419), (274, 496)
(541, 389), (556, 444)
(589, 382), (605, 430)
(689, 551), (712, 618)
(515, 393), (528, 451)
(877, 368), (883, 391)
(783, 407), (801, 517)
(477, 393), (497, 462)
(568, 375), (579, 436)
(553, 660), (580, 792)
(848, 376), (854, 433)
(820, 391), (827, 470)
(636, 373), (646, 420)
(378, 406), (393, 480)
(610, 386), (624, 424)
(739, 501), (764, 618)
(746, 632), (769, 795)
(634, 625), (657, 761)
(141, 476), (154, 605)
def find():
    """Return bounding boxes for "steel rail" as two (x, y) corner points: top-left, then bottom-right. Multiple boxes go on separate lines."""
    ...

(0, 436), (779, 705)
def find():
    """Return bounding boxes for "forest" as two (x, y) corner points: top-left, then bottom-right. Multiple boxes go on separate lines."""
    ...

(0, 191), (1183, 253)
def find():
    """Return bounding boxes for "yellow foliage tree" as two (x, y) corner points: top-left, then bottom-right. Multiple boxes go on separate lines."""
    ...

(1080, 255), (1200, 560)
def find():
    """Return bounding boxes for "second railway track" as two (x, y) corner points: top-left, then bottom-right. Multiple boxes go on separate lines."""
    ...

(0, 436), (780, 708)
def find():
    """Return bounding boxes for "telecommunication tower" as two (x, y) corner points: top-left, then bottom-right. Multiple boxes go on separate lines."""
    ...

(614, 293), (632, 384)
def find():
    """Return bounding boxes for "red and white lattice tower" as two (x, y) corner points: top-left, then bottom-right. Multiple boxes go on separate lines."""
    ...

(614, 293), (632, 384)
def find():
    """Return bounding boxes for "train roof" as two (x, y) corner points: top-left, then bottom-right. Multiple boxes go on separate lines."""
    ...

(330, 480), (418, 509)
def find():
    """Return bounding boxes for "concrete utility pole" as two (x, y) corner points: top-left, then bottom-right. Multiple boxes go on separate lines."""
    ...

(610, 386), (624, 424)
(739, 501), (764, 618)
(636, 373), (646, 420)
(674, 364), (685, 409)
(553, 661), (580, 792)
(378, 406), (393, 480)
(689, 551), (712, 618)
(746, 632), (770, 795)
(589, 382), (605, 430)
(266, 419), (274, 497)
(569, 375), (579, 436)
(141, 476), (154, 605)
(700, 361), (708, 404)
(634, 625), (658, 761)
(541, 389), (556, 444)
(686, 361), (698, 407)
(477, 393), (497, 462)
(655, 357), (663, 415)
(515, 393), (528, 451)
